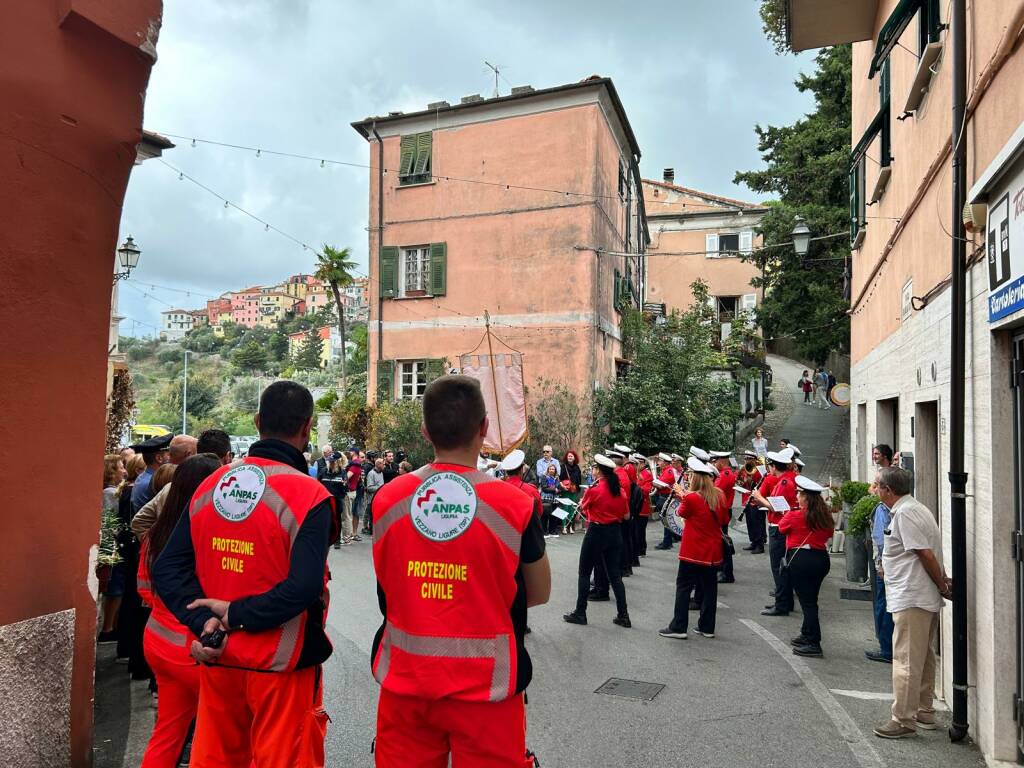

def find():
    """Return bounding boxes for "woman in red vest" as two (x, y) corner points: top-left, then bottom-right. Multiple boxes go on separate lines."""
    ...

(658, 457), (729, 640)
(138, 453), (221, 768)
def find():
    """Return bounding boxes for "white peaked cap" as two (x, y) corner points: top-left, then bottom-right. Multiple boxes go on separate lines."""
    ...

(595, 454), (617, 469)
(658, 452), (672, 462)
(613, 443), (633, 454)
(686, 456), (715, 475)
(788, 443), (802, 457)
(795, 458), (806, 468)
(605, 449), (624, 458)
(709, 450), (733, 458)
(795, 475), (825, 493)
(689, 446), (711, 462)
(499, 449), (526, 472)
(765, 450), (791, 464)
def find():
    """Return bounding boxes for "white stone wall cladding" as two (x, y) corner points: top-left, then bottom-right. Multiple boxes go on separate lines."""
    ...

(850, 259), (1020, 761)
(0, 609), (74, 767)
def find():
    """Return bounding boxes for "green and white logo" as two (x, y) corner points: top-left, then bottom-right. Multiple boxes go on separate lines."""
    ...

(213, 464), (266, 522)
(410, 472), (477, 542)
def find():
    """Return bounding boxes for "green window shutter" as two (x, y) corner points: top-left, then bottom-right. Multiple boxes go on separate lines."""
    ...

(849, 167), (858, 245)
(425, 358), (446, 383)
(413, 132), (432, 176)
(398, 135), (416, 177)
(380, 246), (399, 298)
(429, 242), (447, 296)
(613, 268), (621, 308)
(879, 60), (891, 166)
(376, 360), (394, 403)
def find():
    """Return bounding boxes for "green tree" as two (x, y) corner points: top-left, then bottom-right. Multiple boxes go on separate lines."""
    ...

(521, 379), (591, 461)
(152, 371), (220, 425)
(734, 43), (852, 363)
(758, 0), (789, 53)
(183, 324), (223, 354)
(592, 280), (748, 453)
(314, 245), (357, 394)
(267, 332), (289, 361)
(348, 322), (368, 373)
(367, 398), (432, 468)
(232, 339), (268, 373)
(293, 327), (325, 371)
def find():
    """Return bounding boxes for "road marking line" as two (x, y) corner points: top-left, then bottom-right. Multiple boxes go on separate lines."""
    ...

(740, 619), (885, 768)
(717, 601), (730, 609)
(831, 689), (949, 711)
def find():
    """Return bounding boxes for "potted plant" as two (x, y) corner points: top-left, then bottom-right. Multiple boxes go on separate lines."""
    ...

(840, 481), (871, 517)
(844, 493), (879, 583)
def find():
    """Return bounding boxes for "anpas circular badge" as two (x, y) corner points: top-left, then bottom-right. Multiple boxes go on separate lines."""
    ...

(410, 472), (477, 542)
(213, 465), (267, 522)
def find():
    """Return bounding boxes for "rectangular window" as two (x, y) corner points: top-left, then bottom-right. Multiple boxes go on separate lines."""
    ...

(398, 360), (428, 400)
(716, 296), (739, 322)
(849, 156), (866, 248)
(719, 233), (740, 254)
(705, 233), (719, 257)
(901, 278), (913, 321)
(398, 132), (433, 186)
(400, 246), (432, 296)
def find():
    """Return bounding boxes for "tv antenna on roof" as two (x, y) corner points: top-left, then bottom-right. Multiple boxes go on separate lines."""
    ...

(484, 61), (503, 97)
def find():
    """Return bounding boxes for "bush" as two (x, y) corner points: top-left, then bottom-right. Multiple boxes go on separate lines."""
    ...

(521, 378), (591, 462)
(367, 399), (432, 468)
(158, 347), (183, 365)
(847, 494), (880, 538)
(316, 389), (338, 412)
(840, 481), (871, 505)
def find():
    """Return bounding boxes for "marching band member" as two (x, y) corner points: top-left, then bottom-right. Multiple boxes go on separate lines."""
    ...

(658, 458), (730, 640)
(738, 451), (766, 553)
(754, 449), (799, 616)
(564, 454), (631, 629)
(633, 454), (654, 559)
(655, 454), (685, 551)
(588, 447), (634, 600)
(778, 476), (834, 657)
(710, 450), (737, 585)
(500, 449), (543, 511)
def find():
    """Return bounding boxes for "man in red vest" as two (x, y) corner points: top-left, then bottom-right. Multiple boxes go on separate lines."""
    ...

(370, 375), (550, 767)
(152, 381), (336, 767)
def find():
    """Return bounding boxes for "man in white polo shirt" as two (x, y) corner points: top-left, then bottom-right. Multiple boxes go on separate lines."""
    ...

(872, 466), (952, 739)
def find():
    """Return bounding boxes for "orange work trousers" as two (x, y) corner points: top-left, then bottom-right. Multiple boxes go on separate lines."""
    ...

(140, 642), (200, 768)
(189, 665), (327, 768)
(375, 689), (534, 768)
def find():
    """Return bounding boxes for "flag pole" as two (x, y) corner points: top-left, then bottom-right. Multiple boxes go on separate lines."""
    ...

(484, 310), (505, 451)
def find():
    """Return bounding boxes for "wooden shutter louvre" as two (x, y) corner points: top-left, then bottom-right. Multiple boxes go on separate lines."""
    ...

(413, 132), (432, 176)
(739, 230), (753, 255)
(376, 360), (394, 403)
(380, 246), (399, 298)
(425, 358), (446, 383)
(613, 268), (621, 308)
(429, 242), (447, 296)
(705, 233), (719, 257)
(398, 135), (416, 178)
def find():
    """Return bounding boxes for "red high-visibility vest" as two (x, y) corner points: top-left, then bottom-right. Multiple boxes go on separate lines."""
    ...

(190, 457), (331, 672)
(138, 539), (195, 663)
(371, 464), (534, 703)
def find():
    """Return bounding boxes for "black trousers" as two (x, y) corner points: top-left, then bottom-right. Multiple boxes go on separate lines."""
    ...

(669, 561), (718, 634)
(769, 528), (794, 611)
(575, 523), (627, 617)
(634, 515), (649, 557)
(789, 549), (830, 643)
(719, 524), (734, 580)
(745, 503), (767, 546)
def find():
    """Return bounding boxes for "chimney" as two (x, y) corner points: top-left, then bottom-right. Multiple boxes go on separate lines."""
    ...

(510, 85), (535, 95)
(460, 94), (484, 104)
(427, 100), (450, 110)
(663, 168), (675, 184)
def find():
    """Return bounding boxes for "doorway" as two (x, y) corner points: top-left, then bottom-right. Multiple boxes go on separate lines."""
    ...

(914, 401), (940, 520)
(857, 403), (868, 480)
(876, 397), (899, 452)
(1012, 336), (1024, 757)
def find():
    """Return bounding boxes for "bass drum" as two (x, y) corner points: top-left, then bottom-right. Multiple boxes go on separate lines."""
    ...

(662, 496), (685, 537)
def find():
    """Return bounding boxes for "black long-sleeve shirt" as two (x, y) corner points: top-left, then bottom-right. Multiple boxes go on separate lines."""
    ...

(152, 438), (333, 667)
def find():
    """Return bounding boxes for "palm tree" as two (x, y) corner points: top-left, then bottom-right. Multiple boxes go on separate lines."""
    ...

(315, 244), (357, 394)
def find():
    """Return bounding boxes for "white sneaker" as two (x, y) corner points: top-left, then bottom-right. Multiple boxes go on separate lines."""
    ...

(693, 629), (715, 638)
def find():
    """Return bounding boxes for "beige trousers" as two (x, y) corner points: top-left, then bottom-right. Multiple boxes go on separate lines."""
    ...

(891, 607), (938, 726)
(341, 492), (354, 539)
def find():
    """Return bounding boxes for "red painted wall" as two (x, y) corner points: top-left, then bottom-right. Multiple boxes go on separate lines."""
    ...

(0, 2), (161, 764)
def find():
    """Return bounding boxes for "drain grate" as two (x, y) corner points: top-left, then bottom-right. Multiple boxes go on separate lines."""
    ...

(595, 678), (665, 701)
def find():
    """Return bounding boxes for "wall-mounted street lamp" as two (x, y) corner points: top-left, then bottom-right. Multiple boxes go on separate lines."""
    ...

(791, 216), (812, 256)
(113, 235), (141, 283)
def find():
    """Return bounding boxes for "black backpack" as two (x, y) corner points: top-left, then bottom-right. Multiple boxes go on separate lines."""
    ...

(628, 481), (644, 517)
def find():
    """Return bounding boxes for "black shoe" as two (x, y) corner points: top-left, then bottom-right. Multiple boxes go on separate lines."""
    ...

(791, 635), (811, 646)
(717, 575), (735, 584)
(742, 544), (755, 551)
(760, 608), (790, 616)
(524, 625), (532, 634)
(768, 591), (777, 597)
(613, 615), (632, 628)
(97, 630), (118, 644)
(793, 643), (823, 657)
(631, 559), (641, 567)
(622, 569), (633, 577)
(865, 650), (892, 663)
(750, 546), (764, 554)
(688, 600), (700, 610)
(765, 604), (777, 609)
(587, 591), (610, 601)
(654, 543), (672, 550)
(563, 612), (587, 625)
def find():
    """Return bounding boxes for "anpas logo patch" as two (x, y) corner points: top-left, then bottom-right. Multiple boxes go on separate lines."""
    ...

(410, 472), (477, 542)
(213, 465), (266, 522)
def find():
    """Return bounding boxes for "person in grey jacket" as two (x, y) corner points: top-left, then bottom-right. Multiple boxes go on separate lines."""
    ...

(363, 457), (386, 535)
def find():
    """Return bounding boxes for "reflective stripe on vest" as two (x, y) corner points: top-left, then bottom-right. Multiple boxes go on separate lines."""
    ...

(373, 467), (519, 554)
(269, 614), (303, 672)
(374, 621), (511, 702)
(146, 613), (188, 647)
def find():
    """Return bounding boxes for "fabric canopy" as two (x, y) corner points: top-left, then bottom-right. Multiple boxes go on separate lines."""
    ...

(458, 352), (527, 454)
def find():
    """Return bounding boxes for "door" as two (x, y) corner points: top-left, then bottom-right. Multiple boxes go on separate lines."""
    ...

(1013, 335), (1024, 757)
(914, 401), (940, 519)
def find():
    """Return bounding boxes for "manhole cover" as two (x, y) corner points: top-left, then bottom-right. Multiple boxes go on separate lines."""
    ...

(595, 678), (665, 701)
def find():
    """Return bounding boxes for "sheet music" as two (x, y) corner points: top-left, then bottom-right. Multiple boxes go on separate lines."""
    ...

(767, 496), (791, 513)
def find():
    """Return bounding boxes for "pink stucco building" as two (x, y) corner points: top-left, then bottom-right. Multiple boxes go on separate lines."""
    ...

(352, 77), (648, 403)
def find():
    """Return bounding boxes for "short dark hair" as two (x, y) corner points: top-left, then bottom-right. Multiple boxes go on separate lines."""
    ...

(258, 381), (314, 439)
(197, 428), (231, 459)
(422, 375), (486, 450)
(875, 443), (894, 463)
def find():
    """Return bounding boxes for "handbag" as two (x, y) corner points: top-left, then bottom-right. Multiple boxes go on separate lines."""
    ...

(721, 532), (736, 556)
(778, 531), (812, 573)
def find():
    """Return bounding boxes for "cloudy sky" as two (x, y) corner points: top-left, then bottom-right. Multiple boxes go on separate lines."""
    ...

(119, 0), (813, 336)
